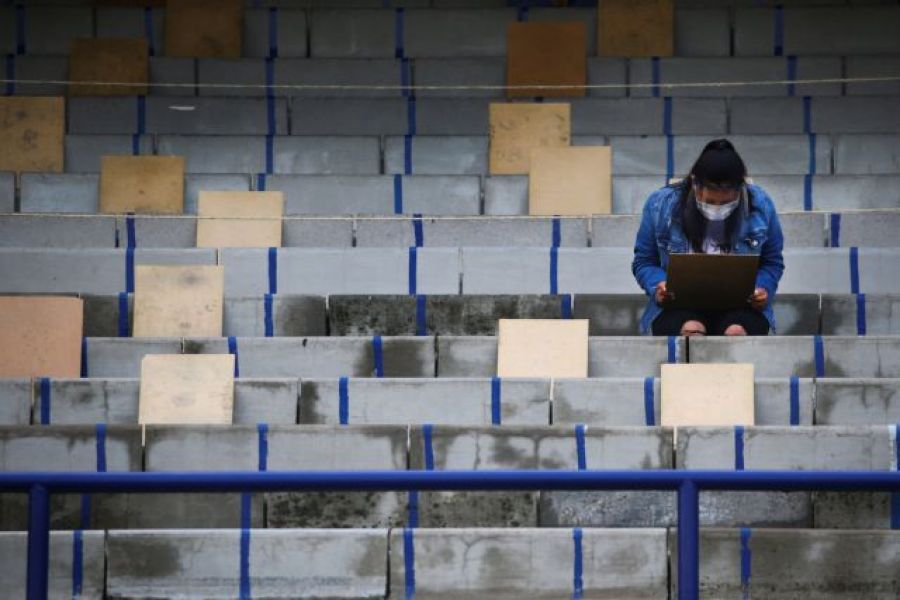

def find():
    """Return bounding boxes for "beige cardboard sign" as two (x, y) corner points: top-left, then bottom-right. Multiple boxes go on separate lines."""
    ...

(139, 354), (235, 425)
(165, 0), (243, 58)
(133, 265), (224, 338)
(196, 191), (284, 248)
(598, 0), (674, 57)
(0, 296), (83, 378)
(529, 146), (612, 216)
(507, 21), (587, 99)
(0, 97), (65, 174)
(489, 103), (571, 175)
(661, 363), (755, 428)
(497, 319), (589, 378)
(100, 155), (185, 214)
(69, 38), (149, 96)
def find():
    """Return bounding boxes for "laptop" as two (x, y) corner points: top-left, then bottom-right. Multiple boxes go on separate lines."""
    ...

(665, 254), (760, 311)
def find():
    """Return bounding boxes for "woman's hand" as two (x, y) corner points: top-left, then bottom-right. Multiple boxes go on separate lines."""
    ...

(655, 281), (674, 305)
(749, 287), (768, 310)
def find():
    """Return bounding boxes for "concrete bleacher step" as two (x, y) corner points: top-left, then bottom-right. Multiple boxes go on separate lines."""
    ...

(814, 379), (900, 425)
(1, 531), (105, 599)
(678, 426), (898, 528)
(677, 529), (900, 599)
(4, 246), (900, 301)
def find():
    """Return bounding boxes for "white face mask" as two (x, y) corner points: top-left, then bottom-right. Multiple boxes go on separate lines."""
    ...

(695, 197), (739, 221)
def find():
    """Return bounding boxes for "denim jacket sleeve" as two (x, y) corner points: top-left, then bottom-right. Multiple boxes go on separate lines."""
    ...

(753, 196), (786, 300)
(632, 191), (668, 296)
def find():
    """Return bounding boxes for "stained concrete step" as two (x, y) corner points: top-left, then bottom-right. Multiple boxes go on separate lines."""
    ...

(0, 531), (105, 600)
(814, 379), (900, 426)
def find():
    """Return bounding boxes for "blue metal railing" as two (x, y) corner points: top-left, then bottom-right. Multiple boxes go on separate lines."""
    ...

(2, 469), (899, 600)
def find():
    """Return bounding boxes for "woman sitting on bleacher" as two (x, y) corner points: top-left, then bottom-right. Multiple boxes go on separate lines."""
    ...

(632, 139), (785, 337)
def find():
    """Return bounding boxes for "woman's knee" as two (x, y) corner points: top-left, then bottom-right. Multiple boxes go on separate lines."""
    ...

(680, 320), (707, 336)
(724, 324), (747, 336)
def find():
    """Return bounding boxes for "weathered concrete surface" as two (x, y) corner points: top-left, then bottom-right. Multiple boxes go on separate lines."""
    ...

(328, 295), (566, 336)
(678, 426), (893, 527)
(224, 296), (328, 337)
(0, 531), (105, 599)
(672, 529), (900, 599)
(184, 337), (435, 378)
(389, 528), (668, 599)
(0, 425), (141, 530)
(821, 294), (900, 336)
(815, 379), (900, 425)
(687, 337), (819, 378)
(265, 425), (410, 528)
(0, 379), (31, 425)
(107, 529), (389, 599)
(300, 378), (549, 426)
(573, 295), (644, 336)
(84, 338), (183, 378)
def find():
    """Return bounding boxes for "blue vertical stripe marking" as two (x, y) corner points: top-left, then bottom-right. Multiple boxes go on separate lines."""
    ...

(96, 424), (107, 473)
(406, 490), (419, 528)
(572, 528), (584, 599)
(814, 335), (825, 378)
(740, 527), (752, 595)
(239, 492), (251, 600)
(144, 7), (156, 56)
(575, 425), (587, 470)
(125, 247), (135, 294)
(491, 376), (502, 426)
(560, 294), (572, 319)
(39, 378), (50, 425)
(257, 423), (269, 472)
(338, 376), (349, 425)
(856, 293), (867, 336)
(789, 376), (800, 426)
(663, 97), (674, 181)
(786, 56), (797, 96)
(393, 175), (403, 214)
(407, 96), (417, 134)
(71, 530), (84, 598)
(15, 5), (25, 55)
(644, 377), (656, 426)
(136, 96), (146, 135)
(372, 335), (385, 377)
(551, 217), (561, 248)
(849, 247), (860, 295)
(80, 337), (88, 378)
(395, 8), (406, 59)
(667, 336), (677, 363)
(400, 58), (411, 98)
(408, 246), (418, 296)
(773, 5), (784, 56)
(404, 135), (414, 175)
(734, 425), (745, 471)
(264, 293), (274, 337)
(803, 133), (816, 211)
(403, 528), (416, 600)
(802, 96), (812, 135)
(412, 214), (424, 247)
(549, 246), (559, 295)
(803, 175), (813, 212)
(265, 58), (276, 175)
(126, 214), (137, 248)
(257, 173), (267, 191)
(830, 213), (841, 247)
(415, 295), (427, 336)
(651, 57), (661, 98)
(423, 424), (435, 471)
(268, 247), (278, 295)
(228, 336), (241, 378)
(268, 7), (279, 59)
(131, 134), (141, 156)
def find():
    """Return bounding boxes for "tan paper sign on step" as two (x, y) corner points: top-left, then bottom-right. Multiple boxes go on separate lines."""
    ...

(0, 296), (83, 378)
(598, 0), (674, 57)
(165, 0), (243, 58)
(489, 103), (571, 175)
(0, 97), (65, 174)
(661, 363), (755, 428)
(133, 265), (224, 338)
(507, 22), (587, 99)
(529, 146), (612, 216)
(100, 155), (185, 214)
(196, 191), (284, 248)
(497, 319), (589, 378)
(69, 38), (149, 96)
(139, 354), (235, 425)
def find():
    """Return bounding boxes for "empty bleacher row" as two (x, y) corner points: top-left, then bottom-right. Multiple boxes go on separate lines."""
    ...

(2, 4), (899, 59)
(3, 375), (899, 426)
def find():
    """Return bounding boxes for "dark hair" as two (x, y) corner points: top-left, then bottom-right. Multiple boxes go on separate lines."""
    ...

(677, 139), (749, 253)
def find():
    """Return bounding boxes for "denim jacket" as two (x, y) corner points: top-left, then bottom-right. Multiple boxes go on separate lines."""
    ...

(631, 183), (785, 335)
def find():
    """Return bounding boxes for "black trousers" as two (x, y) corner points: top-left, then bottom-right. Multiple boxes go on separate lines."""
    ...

(651, 308), (770, 336)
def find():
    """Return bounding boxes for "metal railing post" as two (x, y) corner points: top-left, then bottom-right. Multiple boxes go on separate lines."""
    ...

(26, 483), (50, 600)
(677, 479), (699, 600)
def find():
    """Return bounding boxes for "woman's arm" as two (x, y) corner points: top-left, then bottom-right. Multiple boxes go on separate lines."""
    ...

(632, 194), (667, 296)
(754, 208), (785, 301)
